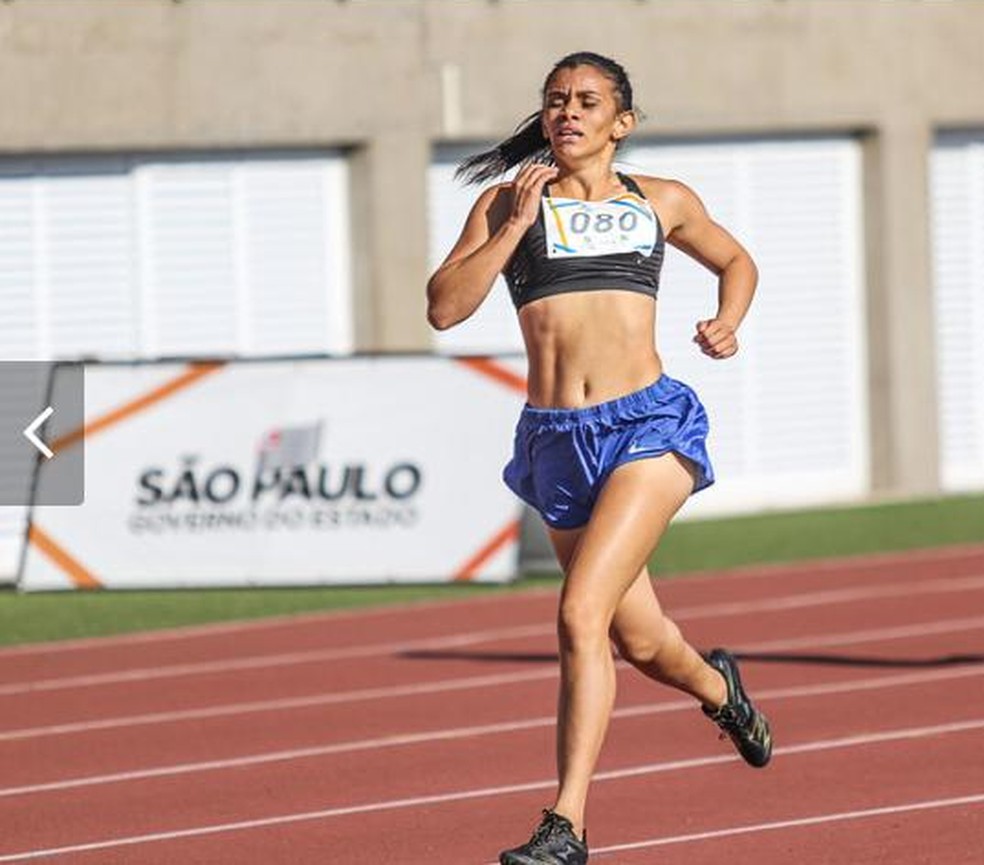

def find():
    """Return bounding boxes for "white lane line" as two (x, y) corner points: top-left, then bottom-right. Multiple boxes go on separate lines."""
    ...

(2, 543), (981, 661)
(3, 664), (983, 798)
(0, 667), (559, 743)
(4, 613), (984, 742)
(670, 573), (984, 621)
(0, 622), (556, 696)
(0, 719), (981, 862)
(744, 614), (984, 653)
(587, 792), (984, 858)
(5, 573), (984, 696)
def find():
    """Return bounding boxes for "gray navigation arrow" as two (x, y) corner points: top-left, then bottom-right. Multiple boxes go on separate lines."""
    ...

(0, 362), (83, 505)
(24, 406), (55, 459)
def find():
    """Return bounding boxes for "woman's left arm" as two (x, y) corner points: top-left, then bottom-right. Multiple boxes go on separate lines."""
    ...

(642, 177), (758, 360)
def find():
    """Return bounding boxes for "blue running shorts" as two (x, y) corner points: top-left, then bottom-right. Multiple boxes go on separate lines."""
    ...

(503, 375), (714, 530)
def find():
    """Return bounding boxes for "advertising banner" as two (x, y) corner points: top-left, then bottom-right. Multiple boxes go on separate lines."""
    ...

(19, 356), (527, 590)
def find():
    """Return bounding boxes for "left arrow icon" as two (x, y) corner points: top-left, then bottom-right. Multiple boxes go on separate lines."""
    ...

(24, 406), (55, 459)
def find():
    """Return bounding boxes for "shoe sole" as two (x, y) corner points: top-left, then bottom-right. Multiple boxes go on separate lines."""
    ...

(501, 849), (587, 864)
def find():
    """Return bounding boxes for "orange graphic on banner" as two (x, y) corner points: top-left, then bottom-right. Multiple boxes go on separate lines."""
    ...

(452, 357), (527, 582)
(30, 363), (225, 590)
(453, 518), (522, 582)
(454, 357), (527, 394)
(52, 362), (226, 452)
(28, 525), (103, 590)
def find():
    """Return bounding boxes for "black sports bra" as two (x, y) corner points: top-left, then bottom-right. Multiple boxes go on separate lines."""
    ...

(503, 173), (665, 310)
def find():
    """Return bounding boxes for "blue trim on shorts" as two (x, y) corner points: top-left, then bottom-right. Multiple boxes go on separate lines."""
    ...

(502, 375), (714, 530)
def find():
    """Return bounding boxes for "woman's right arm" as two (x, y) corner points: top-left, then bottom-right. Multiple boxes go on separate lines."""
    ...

(426, 164), (558, 330)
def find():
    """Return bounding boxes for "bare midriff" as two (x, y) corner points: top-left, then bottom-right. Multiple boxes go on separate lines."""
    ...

(518, 289), (663, 409)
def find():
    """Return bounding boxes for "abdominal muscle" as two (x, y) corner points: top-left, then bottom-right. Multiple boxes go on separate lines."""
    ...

(518, 290), (664, 408)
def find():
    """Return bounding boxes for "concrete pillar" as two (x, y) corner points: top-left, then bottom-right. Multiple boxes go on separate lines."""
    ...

(864, 119), (940, 496)
(350, 132), (433, 352)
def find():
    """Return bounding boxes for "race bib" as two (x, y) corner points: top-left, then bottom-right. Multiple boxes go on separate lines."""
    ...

(542, 194), (658, 259)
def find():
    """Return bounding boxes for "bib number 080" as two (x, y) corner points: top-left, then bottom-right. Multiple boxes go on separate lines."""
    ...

(569, 211), (638, 234)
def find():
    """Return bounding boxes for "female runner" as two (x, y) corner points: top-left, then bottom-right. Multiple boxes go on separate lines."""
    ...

(427, 52), (772, 865)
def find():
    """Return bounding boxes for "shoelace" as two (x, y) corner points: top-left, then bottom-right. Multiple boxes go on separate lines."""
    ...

(711, 703), (748, 737)
(531, 811), (573, 846)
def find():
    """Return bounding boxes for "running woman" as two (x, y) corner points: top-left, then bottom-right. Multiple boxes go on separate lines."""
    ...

(427, 52), (772, 865)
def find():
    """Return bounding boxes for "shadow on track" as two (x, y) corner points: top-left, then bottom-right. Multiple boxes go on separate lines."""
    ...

(732, 651), (984, 669)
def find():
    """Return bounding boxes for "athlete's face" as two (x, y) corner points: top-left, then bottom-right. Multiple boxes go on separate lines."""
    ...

(541, 65), (634, 163)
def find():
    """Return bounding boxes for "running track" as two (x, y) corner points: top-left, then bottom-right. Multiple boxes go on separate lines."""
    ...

(3, 545), (984, 863)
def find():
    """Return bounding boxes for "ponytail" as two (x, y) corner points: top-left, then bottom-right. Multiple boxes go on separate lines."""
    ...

(455, 52), (634, 186)
(454, 112), (552, 186)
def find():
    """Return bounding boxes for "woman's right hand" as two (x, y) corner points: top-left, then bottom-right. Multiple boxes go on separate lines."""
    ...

(509, 163), (560, 229)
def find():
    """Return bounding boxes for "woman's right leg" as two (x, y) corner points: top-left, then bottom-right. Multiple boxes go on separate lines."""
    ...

(543, 453), (705, 835)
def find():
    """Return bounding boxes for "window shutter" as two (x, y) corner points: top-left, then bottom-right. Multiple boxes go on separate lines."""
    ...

(931, 133), (984, 491)
(136, 160), (239, 356)
(0, 162), (41, 359)
(0, 151), (353, 363)
(239, 158), (352, 355)
(43, 159), (138, 358)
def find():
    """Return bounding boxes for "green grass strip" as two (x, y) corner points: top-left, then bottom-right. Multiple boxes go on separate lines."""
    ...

(652, 491), (984, 576)
(0, 582), (524, 648)
(1, 493), (982, 647)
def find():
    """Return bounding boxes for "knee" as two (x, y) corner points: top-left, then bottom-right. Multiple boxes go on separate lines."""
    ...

(557, 594), (611, 653)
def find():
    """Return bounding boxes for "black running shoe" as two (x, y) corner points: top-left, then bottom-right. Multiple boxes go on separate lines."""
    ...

(702, 648), (773, 768)
(499, 810), (588, 865)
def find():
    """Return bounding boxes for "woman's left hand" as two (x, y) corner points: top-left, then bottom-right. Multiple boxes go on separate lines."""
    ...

(694, 318), (739, 359)
(647, 178), (757, 359)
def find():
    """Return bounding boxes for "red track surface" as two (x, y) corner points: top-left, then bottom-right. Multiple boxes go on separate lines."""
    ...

(2, 545), (984, 863)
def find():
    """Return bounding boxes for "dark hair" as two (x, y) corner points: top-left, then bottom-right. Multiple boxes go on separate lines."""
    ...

(455, 52), (634, 185)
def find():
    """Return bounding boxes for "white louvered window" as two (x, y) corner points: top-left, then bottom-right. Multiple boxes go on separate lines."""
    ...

(0, 152), (353, 362)
(428, 137), (868, 515)
(0, 162), (44, 359)
(45, 161), (137, 358)
(930, 132), (984, 492)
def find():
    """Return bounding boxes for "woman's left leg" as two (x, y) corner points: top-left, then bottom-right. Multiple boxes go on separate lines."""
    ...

(551, 453), (696, 834)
